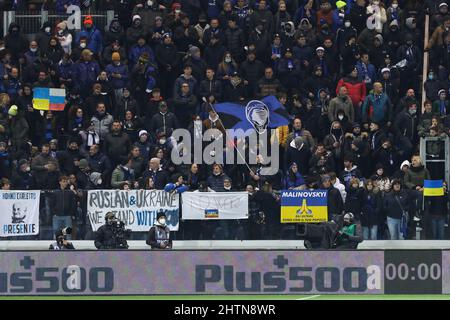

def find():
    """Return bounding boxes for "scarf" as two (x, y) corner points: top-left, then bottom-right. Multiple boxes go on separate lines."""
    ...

(87, 130), (100, 146)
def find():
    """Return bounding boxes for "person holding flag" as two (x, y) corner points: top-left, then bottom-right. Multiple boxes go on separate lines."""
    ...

(423, 180), (448, 240)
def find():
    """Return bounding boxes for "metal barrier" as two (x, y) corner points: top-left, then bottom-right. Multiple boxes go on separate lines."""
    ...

(419, 136), (450, 182)
(2, 10), (114, 37)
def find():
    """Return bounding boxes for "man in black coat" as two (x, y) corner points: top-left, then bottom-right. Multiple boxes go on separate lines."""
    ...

(198, 68), (222, 101)
(95, 212), (129, 249)
(240, 50), (265, 97)
(149, 101), (180, 135)
(155, 33), (181, 98)
(393, 100), (419, 160)
(57, 138), (83, 175)
(286, 136), (311, 176)
(103, 120), (131, 169)
(321, 174), (344, 222)
(140, 157), (169, 189)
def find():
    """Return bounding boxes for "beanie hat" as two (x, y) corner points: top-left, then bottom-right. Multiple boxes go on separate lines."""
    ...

(139, 130), (148, 137)
(157, 210), (167, 220)
(132, 15), (141, 22)
(84, 15), (93, 25)
(111, 52), (121, 61)
(438, 89), (446, 96)
(400, 160), (410, 170)
(8, 105), (18, 116)
(78, 158), (89, 169)
(336, 1), (346, 9)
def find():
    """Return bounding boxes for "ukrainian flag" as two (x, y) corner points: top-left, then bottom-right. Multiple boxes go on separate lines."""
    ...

(424, 180), (444, 196)
(281, 190), (328, 223)
(33, 87), (66, 111)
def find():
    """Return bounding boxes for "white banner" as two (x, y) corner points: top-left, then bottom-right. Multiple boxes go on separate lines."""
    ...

(87, 190), (179, 232)
(182, 192), (249, 220)
(0, 191), (40, 237)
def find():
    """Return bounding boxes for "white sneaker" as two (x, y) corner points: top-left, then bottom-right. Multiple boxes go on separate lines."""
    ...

(413, 216), (421, 222)
(416, 226), (423, 232)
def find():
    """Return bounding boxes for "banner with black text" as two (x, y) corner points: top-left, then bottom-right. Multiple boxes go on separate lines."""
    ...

(87, 190), (179, 231)
(0, 191), (40, 237)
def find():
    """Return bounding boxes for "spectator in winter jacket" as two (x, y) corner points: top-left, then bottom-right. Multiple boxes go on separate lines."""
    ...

(7, 105), (29, 152)
(328, 86), (354, 122)
(90, 103), (113, 141)
(283, 162), (305, 189)
(171, 82), (198, 128)
(361, 82), (393, 127)
(330, 171), (346, 202)
(105, 53), (129, 90)
(199, 68), (222, 101)
(383, 179), (410, 240)
(207, 164), (229, 192)
(56, 138), (83, 175)
(285, 137), (311, 176)
(336, 67), (366, 110)
(141, 157), (169, 189)
(355, 53), (376, 88)
(4, 23), (28, 64)
(240, 50), (265, 97)
(286, 117), (315, 151)
(321, 174), (344, 221)
(404, 155), (431, 191)
(361, 179), (383, 240)
(11, 159), (35, 190)
(340, 154), (363, 188)
(128, 36), (155, 68)
(393, 100), (419, 160)
(149, 101), (179, 135)
(72, 49), (100, 97)
(224, 15), (246, 63)
(433, 89), (449, 117)
(31, 144), (60, 190)
(174, 65), (198, 97)
(164, 174), (189, 194)
(75, 16), (103, 55)
(103, 120), (132, 169)
(111, 157), (136, 189)
(257, 67), (284, 99)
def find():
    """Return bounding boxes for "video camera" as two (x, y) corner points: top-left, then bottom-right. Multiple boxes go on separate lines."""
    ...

(56, 227), (72, 246)
(109, 218), (131, 249)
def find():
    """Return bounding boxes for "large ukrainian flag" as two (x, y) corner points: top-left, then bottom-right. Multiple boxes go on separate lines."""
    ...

(281, 190), (328, 223)
(423, 180), (444, 196)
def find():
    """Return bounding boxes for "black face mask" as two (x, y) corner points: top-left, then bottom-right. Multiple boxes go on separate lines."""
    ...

(332, 128), (342, 137)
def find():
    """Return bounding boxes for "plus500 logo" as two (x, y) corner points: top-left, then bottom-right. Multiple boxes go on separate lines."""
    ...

(0, 266), (114, 293)
(196, 265), (382, 293)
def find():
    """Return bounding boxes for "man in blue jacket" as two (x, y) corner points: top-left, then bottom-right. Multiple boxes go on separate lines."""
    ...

(72, 49), (100, 97)
(75, 15), (103, 56)
(361, 82), (393, 129)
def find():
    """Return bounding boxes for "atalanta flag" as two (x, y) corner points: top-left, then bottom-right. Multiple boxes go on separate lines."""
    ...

(213, 95), (290, 137)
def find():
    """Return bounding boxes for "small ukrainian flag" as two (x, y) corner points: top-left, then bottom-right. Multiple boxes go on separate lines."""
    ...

(423, 180), (444, 196)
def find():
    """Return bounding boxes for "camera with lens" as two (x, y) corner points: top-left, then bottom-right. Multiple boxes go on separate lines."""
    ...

(110, 218), (131, 249)
(57, 227), (72, 245)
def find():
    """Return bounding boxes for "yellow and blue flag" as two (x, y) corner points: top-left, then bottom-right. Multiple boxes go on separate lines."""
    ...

(281, 190), (328, 223)
(32, 87), (66, 111)
(423, 180), (444, 196)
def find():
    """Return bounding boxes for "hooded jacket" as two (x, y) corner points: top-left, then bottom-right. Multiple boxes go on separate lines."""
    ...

(404, 165), (431, 189)
(4, 23), (28, 62)
(328, 94), (354, 122)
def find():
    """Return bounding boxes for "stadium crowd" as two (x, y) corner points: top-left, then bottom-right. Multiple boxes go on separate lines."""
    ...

(0, 0), (449, 242)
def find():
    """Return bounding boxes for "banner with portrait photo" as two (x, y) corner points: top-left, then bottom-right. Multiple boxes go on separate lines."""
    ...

(0, 191), (40, 237)
(87, 190), (179, 232)
(182, 192), (248, 220)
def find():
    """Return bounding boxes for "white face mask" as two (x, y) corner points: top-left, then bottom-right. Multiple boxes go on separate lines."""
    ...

(338, 115), (344, 120)
(392, 3), (398, 9)
(25, 166), (31, 172)
(159, 138), (166, 144)
(45, 27), (51, 33)
(194, 120), (202, 126)
(344, 21), (351, 27)
(158, 218), (166, 225)
(225, 57), (232, 63)
(80, 42), (87, 48)
(148, 0), (153, 6)
(30, 48), (37, 52)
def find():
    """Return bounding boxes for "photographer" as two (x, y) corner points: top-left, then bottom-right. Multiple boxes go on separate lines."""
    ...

(49, 227), (75, 250)
(94, 212), (130, 249)
(146, 211), (172, 249)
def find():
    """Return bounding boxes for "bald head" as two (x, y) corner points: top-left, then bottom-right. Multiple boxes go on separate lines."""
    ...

(149, 158), (160, 171)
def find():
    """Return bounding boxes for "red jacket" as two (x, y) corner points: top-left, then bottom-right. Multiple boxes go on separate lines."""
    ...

(336, 78), (366, 107)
